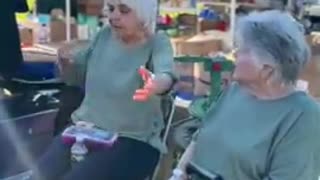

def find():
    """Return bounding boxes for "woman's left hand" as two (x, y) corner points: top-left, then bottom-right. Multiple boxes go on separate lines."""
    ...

(133, 67), (160, 102)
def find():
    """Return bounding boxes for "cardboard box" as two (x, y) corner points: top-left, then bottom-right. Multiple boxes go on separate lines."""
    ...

(170, 36), (192, 56)
(198, 20), (220, 32)
(18, 20), (41, 45)
(174, 61), (195, 94)
(181, 33), (223, 56)
(182, 33), (224, 96)
(171, 32), (228, 96)
(301, 34), (320, 97)
(50, 21), (78, 42)
(171, 37), (195, 95)
(78, 0), (104, 16)
(19, 27), (33, 45)
(300, 55), (320, 97)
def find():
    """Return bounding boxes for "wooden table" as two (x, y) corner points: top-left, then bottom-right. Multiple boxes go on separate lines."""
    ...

(23, 52), (57, 63)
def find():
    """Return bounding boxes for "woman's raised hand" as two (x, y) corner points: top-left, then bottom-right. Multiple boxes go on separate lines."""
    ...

(133, 66), (157, 102)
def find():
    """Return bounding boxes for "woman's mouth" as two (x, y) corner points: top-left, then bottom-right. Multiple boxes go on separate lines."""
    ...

(109, 21), (122, 29)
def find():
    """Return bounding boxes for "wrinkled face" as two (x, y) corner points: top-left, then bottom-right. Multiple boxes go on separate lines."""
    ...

(233, 47), (262, 84)
(107, 2), (143, 37)
(233, 46), (275, 85)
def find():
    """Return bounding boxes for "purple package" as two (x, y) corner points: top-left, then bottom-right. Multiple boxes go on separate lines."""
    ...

(62, 125), (118, 150)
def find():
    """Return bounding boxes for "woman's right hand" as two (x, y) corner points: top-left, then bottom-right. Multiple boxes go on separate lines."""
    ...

(57, 46), (75, 68)
(56, 45), (78, 81)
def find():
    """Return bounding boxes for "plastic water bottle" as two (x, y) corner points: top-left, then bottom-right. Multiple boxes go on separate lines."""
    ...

(169, 169), (185, 180)
(71, 136), (88, 163)
(38, 24), (49, 44)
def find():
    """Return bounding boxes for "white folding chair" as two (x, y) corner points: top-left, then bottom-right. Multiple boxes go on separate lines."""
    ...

(150, 94), (176, 180)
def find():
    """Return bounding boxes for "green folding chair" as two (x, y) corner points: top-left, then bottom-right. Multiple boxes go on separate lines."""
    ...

(150, 55), (234, 180)
(174, 55), (235, 119)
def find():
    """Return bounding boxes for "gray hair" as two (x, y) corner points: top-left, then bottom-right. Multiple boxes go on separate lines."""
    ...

(104, 0), (158, 33)
(235, 10), (310, 85)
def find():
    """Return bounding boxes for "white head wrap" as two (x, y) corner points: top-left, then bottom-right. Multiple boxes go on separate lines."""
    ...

(104, 0), (158, 33)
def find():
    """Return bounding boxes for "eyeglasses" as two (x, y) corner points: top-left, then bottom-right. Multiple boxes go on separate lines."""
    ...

(107, 4), (131, 15)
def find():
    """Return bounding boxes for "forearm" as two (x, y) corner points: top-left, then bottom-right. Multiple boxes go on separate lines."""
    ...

(154, 73), (175, 94)
(58, 45), (89, 87)
(58, 58), (86, 87)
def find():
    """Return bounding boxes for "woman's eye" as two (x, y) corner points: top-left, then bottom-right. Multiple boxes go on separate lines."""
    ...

(107, 4), (115, 12)
(118, 4), (131, 14)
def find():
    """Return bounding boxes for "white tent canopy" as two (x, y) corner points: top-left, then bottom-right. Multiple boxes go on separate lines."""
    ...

(230, 0), (236, 45)
(65, 0), (71, 42)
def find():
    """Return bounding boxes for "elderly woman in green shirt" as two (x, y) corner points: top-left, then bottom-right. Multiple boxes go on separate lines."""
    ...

(31, 0), (175, 180)
(171, 10), (320, 180)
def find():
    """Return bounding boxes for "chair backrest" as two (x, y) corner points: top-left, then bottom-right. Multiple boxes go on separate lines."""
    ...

(160, 94), (175, 142)
(174, 55), (234, 118)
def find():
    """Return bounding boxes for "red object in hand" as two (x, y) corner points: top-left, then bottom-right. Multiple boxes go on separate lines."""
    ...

(133, 67), (154, 102)
(212, 63), (222, 72)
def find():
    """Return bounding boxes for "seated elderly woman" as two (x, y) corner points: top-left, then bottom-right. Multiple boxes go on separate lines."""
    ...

(171, 10), (320, 180)
(30, 0), (175, 180)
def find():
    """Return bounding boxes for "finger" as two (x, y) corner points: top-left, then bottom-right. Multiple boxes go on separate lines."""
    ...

(138, 67), (151, 82)
(133, 94), (149, 101)
(133, 88), (151, 101)
(144, 83), (155, 92)
(145, 77), (155, 88)
(134, 89), (150, 95)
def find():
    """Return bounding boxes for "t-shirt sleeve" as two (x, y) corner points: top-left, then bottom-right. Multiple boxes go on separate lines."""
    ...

(151, 32), (175, 77)
(263, 103), (320, 180)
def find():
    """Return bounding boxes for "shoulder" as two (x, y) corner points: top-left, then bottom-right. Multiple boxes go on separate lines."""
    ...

(151, 31), (171, 47)
(87, 26), (112, 50)
(301, 96), (320, 124)
(95, 26), (112, 39)
(153, 31), (170, 39)
(288, 93), (320, 138)
(292, 93), (320, 118)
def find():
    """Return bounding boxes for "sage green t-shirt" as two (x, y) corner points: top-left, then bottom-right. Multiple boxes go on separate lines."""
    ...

(66, 27), (174, 153)
(191, 82), (320, 180)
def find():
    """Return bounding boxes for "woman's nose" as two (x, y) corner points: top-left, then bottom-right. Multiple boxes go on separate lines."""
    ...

(109, 9), (121, 20)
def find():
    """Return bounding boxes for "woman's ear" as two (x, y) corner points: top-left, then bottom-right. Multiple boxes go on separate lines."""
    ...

(260, 64), (275, 82)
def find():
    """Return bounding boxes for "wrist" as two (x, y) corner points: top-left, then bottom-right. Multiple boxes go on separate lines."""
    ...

(153, 74), (173, 95)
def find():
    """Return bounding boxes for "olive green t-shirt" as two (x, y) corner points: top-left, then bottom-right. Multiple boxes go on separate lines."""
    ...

(192, 82), (320, 180)
(66, 27), (174, 153)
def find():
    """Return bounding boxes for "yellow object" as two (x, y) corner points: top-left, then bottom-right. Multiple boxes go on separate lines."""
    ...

(159, 2), (205, 17)
(16, 0), (36, 23)
(225, 50), (236, 61)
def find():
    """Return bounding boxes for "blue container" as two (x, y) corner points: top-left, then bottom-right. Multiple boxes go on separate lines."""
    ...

(15, 61), (58, 81)
(176, 91), (194, 100)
